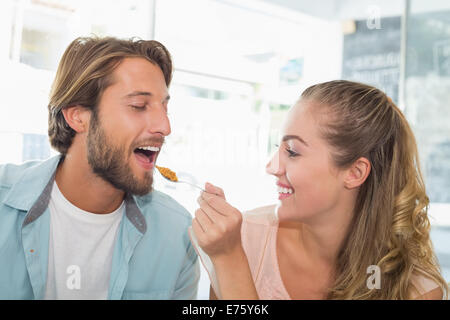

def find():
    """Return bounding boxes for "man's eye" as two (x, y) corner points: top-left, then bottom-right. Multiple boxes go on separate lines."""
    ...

(130, 105), (145, 110)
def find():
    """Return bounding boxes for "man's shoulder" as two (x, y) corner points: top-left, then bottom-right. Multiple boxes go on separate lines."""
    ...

(134, 189), (192, 223)
(0, 159), (44, 188)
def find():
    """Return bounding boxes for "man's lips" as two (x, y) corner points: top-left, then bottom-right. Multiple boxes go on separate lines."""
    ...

(133, 148), (159, 171)
(132, 144), (163, 152)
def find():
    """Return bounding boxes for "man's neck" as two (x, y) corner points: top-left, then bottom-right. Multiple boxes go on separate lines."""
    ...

(55, 153), (125, 214)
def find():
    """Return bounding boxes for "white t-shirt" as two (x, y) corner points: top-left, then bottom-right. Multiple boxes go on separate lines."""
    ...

(44, 181), (124, 300)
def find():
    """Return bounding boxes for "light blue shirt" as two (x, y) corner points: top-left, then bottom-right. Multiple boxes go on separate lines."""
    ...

(0, 155), (200, 299)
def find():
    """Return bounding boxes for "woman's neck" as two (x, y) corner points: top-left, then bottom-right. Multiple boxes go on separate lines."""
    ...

(278, 195), (356, 267)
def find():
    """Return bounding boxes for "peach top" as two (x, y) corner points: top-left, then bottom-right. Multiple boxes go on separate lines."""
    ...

(240, 205), (290, 299)
(190, 205), (442, 299)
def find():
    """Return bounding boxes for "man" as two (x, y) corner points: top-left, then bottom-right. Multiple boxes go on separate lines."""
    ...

(0, 36), (200, 299)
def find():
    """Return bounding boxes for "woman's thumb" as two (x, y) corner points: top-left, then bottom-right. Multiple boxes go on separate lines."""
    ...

(205, 182), (226, 200)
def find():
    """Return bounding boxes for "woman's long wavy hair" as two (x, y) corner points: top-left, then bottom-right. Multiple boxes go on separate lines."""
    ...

(301, 80), (448, 299)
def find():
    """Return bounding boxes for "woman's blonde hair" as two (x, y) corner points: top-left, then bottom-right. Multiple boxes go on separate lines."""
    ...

(301, 80), (448, 299)
(48, 36), (172, 155)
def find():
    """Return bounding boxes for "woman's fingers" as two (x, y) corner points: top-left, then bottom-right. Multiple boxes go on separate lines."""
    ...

(193, 191), (243, 258)
(197, 196), (229, 232)
(200, 191), (240, 220)
(197, 192), (242, 235)
(205, 182), (226, 200)
(194, 207), (213, 233)
(192, 217), (212, 249)
(192, 217), (204, 236)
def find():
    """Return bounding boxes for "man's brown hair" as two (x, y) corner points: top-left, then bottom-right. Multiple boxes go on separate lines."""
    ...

(48, 36), (173, 155)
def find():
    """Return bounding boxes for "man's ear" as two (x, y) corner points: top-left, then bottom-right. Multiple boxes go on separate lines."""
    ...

(344, 157), (371, 189)
(61, 105), (91, 133)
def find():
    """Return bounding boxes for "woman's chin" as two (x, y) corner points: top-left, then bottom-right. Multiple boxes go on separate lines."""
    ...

(275, 201), (315, 224)
(275, 203), (297, 221)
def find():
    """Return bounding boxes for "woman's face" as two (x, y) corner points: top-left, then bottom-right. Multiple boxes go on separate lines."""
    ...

(266, 99), (347, 223)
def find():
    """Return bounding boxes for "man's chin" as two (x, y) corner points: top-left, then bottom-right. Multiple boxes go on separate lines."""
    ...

(125, 174), (154, 196)
(100, 173), (154, 196)
(129, 184), (153, 196)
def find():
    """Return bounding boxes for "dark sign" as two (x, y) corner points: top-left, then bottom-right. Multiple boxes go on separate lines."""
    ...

(342, 16), (401, 104)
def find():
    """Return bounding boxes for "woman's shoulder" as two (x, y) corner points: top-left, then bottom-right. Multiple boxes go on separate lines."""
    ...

(240, 204), (278, 245)
(409, 272), (443, 299)
(242, 204), (278, 227)
(240, 204), (278, 279)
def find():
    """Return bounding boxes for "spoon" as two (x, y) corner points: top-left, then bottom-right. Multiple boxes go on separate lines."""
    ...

(155, 165), (205, 192)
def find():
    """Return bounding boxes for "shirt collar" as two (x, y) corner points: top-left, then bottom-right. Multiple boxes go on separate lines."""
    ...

(3, 154), (147, 234)
(3, 155), (62, 212)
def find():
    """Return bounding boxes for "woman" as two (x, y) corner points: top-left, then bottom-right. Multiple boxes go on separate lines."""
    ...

(190, 80), (448, 300)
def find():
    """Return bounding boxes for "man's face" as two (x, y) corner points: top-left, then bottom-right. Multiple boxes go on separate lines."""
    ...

(87, 57), (171, 195)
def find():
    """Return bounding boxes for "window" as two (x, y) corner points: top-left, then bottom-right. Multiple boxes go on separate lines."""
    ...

(405, 0), (450, 281)
(0, 0), (156, 165)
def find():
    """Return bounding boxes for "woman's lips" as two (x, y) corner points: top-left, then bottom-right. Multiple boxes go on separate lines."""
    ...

(277, 181), (292, 188)
(277, 181), (294, 200)
(278, 193), (292, 200)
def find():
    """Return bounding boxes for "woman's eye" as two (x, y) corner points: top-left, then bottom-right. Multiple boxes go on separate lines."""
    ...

(131, 105), (145, 110)
(285, 148), (299, 158)
(274, 144), (299, 157)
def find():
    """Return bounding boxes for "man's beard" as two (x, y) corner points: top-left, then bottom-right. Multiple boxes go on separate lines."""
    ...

(86, 112), (154, 196)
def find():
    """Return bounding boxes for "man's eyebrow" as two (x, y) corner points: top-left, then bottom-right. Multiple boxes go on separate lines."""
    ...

(124, 91), (152, 98)
(123, 91), (170, 101)
(282, 135), (309, 146)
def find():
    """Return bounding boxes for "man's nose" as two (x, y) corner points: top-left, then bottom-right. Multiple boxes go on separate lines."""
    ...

(146, 105), (171, 137)
(265, 150), (282, 176)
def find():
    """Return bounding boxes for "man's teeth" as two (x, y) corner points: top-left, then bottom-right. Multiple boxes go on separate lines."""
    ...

(278, 186), (294, 194)
(137, 146), (160, 152)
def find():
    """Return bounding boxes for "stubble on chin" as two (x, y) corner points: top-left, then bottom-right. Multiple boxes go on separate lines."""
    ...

(86, 115), (154, 196)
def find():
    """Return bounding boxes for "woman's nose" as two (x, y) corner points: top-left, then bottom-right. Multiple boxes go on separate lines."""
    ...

(265, 150), (282, 176)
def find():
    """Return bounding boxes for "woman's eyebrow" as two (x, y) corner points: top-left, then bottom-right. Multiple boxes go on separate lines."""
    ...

(282, 135), (309, 147)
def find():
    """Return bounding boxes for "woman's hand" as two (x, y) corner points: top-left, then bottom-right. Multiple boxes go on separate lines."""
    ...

(192, 182), (259, 299)
(192, 182), (244, 261)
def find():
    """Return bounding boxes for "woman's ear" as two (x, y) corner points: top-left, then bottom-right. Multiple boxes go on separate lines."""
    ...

(61, 105), (90, 133)
(344, 157), (371, 189)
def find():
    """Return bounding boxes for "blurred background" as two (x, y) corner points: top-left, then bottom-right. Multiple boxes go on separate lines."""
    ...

(0, 0), (449, 299)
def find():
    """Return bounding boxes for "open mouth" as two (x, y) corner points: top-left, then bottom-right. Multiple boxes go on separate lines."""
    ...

(133, 146), (159, 169)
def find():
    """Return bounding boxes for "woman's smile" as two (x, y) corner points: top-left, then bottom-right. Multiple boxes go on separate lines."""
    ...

(277, 181), (294, 200)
